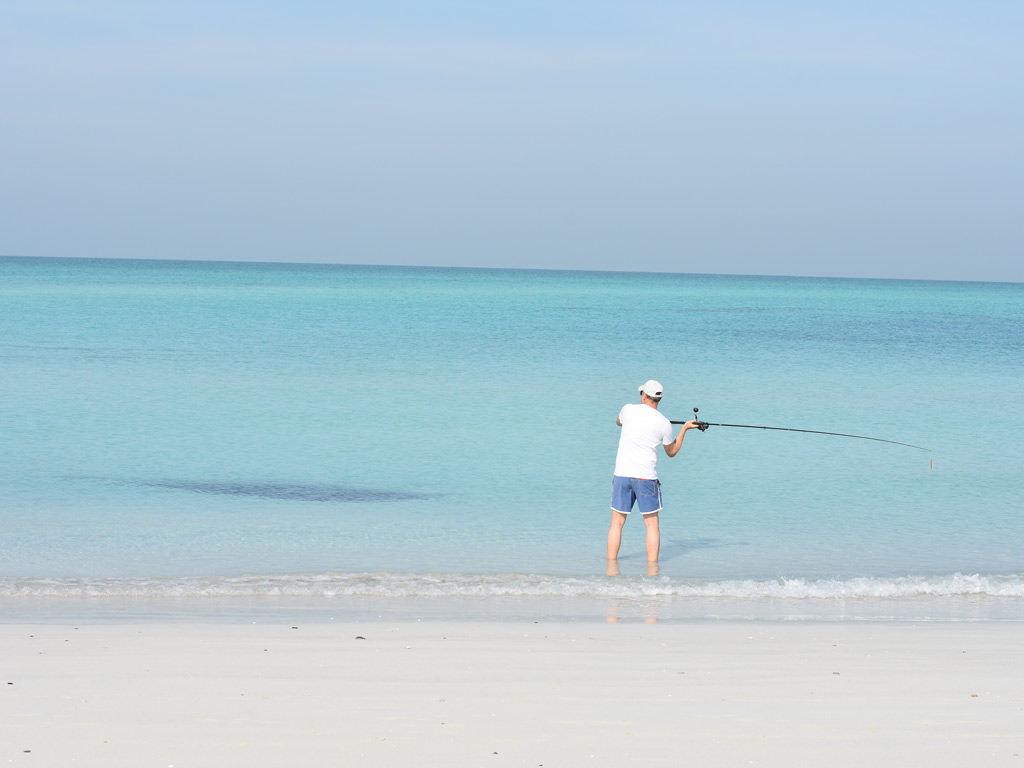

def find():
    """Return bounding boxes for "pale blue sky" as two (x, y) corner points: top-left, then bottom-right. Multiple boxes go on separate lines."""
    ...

(2, 1), (1021, 281)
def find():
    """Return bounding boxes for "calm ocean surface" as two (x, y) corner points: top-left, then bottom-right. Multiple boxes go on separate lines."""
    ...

(1, 256), (1022, 621)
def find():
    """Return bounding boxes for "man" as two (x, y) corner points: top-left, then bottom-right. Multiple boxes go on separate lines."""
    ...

(607, 380), (699, 564)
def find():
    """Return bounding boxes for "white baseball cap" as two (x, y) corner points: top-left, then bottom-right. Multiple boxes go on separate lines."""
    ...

(638, 380), (664, 399)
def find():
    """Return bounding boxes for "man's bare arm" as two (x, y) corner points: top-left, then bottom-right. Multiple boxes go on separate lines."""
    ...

(664, 419), (698, 457)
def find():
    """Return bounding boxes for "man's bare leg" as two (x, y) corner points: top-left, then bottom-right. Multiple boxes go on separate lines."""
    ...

(606, 511), (628, 561)
(644, 511), (660, 562)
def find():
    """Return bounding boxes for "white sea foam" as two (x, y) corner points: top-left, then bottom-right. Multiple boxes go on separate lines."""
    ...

(2, 572), (1023, 600)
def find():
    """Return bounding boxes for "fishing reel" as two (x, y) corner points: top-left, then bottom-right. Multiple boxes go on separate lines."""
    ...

(693, 407), (709, 431)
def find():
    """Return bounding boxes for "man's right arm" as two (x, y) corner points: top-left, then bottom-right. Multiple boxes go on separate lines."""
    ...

(664, 419), (698, 457)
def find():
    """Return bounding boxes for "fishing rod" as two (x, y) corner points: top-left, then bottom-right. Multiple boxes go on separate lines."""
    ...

(671, 408), (930, 452)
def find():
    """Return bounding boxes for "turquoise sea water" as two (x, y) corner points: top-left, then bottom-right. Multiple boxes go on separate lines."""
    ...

(1, 256), (1022, 621)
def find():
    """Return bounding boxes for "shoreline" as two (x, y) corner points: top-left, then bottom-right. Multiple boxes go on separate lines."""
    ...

(3, 593), (1024, 625)
(3, 619), (1022, 767)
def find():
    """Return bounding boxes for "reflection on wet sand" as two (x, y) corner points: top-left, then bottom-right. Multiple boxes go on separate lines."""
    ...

(604, 558), (661, 623)
(605, 599), (661, 623)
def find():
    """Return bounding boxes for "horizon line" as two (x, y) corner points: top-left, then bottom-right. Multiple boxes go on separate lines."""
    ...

(2, 253), (1020, 287)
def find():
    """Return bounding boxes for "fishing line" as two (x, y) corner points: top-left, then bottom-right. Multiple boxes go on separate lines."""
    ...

(671, 408), (930, 452)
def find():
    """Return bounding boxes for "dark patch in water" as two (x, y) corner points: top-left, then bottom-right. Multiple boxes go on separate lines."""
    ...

(147, 480), (439, 503)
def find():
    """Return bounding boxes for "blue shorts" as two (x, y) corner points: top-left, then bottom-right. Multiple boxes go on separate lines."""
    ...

(611, 476), (662, 516)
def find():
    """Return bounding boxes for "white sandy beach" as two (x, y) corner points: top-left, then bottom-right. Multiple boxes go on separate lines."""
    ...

(2, 620), (1022, 767)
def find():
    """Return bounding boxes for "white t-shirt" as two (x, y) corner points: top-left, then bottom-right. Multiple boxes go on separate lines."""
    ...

(613, 402), (674, 479)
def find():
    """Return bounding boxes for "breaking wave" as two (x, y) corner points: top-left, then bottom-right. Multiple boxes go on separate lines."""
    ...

(2, 572), (1023, 600)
